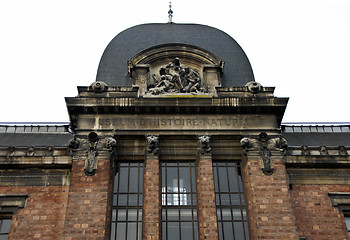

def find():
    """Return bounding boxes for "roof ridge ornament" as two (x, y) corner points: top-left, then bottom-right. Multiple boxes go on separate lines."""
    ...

(168, 2), (173, 23)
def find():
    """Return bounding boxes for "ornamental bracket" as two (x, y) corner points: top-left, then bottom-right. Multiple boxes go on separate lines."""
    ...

(240, 132), (287, 175)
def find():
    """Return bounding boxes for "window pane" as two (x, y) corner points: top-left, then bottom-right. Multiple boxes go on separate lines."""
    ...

(117, 223), (126, 240)
(128, 209), (138, 221)
(222, 208), (232, 221)
(223, 222), (234, 240)
(118, 210), (127, 221)
(234, 222), (245, 239)
(167, 209), (179, 221)
(168, 222), (180, 240)
(167, 168), (178, 192)
(129, 167), (138, 192)
(127, 222), (137, 240)
(119, 170), (129, 192)
(228, 167), (238, 192)
(180, 209), (192, 221)
(179, 168), (191, 193)
(218, 167), (228, 192)
(181, 222), (193, 239)
(110, 223), (116, 240)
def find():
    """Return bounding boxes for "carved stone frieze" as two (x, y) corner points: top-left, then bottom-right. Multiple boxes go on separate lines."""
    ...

(240, 132), (288, 175)
(145, 135), (159, 156)
(147, 58), (205, 95)
(68, 132), (117, 176)
(197, 135), (212, 155)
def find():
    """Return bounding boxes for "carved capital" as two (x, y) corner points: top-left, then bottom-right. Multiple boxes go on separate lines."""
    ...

(240, 132), (288, 175)
(197, 135), (212, 155)
(68, 133), (117, 176)
(146, 135), (159, 156)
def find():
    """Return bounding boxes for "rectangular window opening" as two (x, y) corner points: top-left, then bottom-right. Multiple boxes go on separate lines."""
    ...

(213, 161), (250, 240)
(161, 161), (198, 240)
(110, 162), (144, 240)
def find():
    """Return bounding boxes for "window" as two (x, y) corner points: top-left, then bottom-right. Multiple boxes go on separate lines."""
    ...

(110, 162), (143, 240)
(161, 162), (198, 240)
(213, 162), (249, 240)
(344, 213), (350, 236)
(0, 216), (11, 240)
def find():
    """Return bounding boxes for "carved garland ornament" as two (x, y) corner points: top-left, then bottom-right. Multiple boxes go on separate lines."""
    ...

(240, 132), (288, 175)
(69, 132), (117, 176)
(147, 57), (205, 95)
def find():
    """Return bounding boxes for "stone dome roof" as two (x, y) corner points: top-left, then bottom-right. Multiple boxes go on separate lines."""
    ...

(96, 23), (254, 87)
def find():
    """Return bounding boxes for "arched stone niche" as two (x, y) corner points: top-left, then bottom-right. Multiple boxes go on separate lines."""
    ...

(128, 44), (224, 97)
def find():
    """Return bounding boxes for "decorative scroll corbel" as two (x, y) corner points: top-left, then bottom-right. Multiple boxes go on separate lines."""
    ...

(68, 133), (117, 176)
(146, 135), (159, 156)
(240, 132), (288, 175)
(198, 135), (212, 155)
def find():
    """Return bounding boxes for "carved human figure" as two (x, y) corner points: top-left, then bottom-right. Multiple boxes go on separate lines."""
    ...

(148, 57), (203, 95)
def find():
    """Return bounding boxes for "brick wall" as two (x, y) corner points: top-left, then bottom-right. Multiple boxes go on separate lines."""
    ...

(196, 155), (219, 240)
(242, 153), (299, 239)
(63, 153), (113, 240)
(142, 156), (161, 240)
(292, 185), (350, 240)
(0, 186), (69, 239)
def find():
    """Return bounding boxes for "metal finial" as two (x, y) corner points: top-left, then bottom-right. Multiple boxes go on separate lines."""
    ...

(168, 2), (173, 23)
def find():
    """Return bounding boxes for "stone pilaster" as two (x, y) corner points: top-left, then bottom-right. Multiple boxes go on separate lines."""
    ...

(242, 150), (299, 239)
(142, 135), (161, 240)
(63, 134), (115, 239)
(196, 135), (219, 240)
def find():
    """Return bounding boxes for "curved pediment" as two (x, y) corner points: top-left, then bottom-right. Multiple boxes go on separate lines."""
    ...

(128, 44), (224, 97)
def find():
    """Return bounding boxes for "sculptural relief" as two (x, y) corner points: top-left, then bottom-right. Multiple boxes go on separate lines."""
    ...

(146, 135), (160, 156)
(147, 57), (204, 95)
(68, 133), (117, 176)
(240, 132), (288, 175)
(198, 135), (212, 155)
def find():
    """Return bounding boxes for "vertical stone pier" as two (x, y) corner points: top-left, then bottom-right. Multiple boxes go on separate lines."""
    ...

(142, 135), (161, 240)
(196, 135), (219, 240)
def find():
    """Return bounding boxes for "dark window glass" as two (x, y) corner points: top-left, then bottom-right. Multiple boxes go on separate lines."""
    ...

(344, 213), (350, 236)
(162, 162), (198, 240)
(110, 162), (143, 240)
(0, 217), (12, 240)
(213, 161), (249, 240)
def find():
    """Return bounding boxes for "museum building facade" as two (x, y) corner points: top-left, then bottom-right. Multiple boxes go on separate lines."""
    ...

(0, 22), (350, 240)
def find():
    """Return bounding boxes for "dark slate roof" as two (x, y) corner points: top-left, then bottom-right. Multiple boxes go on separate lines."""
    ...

(0, 133), (73, 147)
(281, 125), (350, 147)
(96, 23), (254, 87)
(282, 133), (350, 147)
(0, 125), (72, 147)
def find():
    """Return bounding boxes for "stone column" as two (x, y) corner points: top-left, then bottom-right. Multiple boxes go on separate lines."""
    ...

(240, 132), (299, 239)
(196, 135), (219, 240)
(142, 135), (161, 240)
(63, 133), (116, 239)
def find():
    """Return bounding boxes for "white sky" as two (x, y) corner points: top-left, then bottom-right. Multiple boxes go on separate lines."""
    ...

(0, 0), (349, 123)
